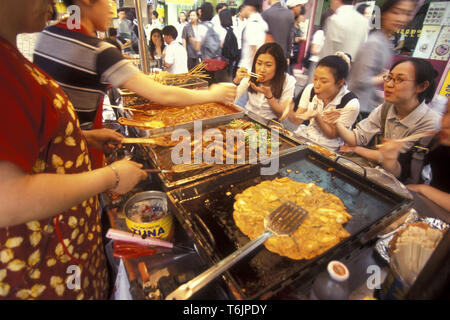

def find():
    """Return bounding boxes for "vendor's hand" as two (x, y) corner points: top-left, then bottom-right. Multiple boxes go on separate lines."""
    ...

(234, 67), (249, 84)
(209, 83), (237, 103)
(322, 110), (341, 124)
(108, 159), (147, 194)
(377, 138), (405, 161)
(83, 129), (124, 154)
(249, 82), (272, 99)
(339, 144), (355, 153)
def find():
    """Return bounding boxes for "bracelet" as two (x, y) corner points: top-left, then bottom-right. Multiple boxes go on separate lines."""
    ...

(109, 165), (120, 190)
(266, 95), (273, 100)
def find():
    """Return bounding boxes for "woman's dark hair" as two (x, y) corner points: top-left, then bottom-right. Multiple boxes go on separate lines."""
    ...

(380, 0), (417, 14)
(200, 2), (214, 21)
(357, 4), (370, 15)
(248, 43), (287, 99)
(152, 10), (159, 19)
(148, 28), (165, 59)
(219, 9), (233, 28)
(317, 55), (350, 84)
(390, 58), (438, 104)
(178, 11), (187, 23)
(320, 9), (334, 29)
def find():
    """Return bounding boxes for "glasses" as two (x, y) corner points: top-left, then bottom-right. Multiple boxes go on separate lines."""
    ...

(383, 74), (416, 84)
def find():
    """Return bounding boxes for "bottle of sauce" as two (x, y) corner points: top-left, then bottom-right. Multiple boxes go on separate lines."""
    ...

(310, 260), (350, 300)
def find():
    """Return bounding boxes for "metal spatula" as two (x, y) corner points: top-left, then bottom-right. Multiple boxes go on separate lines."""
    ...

(165, 201), (309, 300)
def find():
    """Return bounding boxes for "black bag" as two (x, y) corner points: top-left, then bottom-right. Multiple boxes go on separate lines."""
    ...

(221, 27), (239, 61)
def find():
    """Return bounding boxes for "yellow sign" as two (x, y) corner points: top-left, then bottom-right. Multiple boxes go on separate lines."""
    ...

(439, 70), (450, 98)
(165, 0), (195, 5)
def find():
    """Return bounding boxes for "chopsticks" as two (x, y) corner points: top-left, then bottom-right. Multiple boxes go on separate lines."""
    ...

(375, 131), (436, 148)
(247, 72), (262, 80)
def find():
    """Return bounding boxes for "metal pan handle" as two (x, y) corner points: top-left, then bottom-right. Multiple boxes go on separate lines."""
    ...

(335, 155), (367, 179)
(192, 214), (217, 250)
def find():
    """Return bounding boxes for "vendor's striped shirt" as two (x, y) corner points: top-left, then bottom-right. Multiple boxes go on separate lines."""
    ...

(34, 24), (140, 129)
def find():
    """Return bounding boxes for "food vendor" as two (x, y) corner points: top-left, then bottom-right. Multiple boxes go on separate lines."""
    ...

(0, 0), (147, 299)
(33, 0), (236, 168)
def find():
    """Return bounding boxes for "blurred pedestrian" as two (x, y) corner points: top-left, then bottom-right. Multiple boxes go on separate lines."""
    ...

(182, 9), (201, 70)
(238, 0), (268, 70)
(348, 0), (418, 119)
(320, 0), (369, 60)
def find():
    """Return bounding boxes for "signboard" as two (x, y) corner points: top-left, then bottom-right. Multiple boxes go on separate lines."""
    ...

(413, 25), (441, 58)
(439, 69), (450, 98)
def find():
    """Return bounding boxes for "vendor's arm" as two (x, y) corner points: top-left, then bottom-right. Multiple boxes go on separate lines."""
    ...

(0, 159), (147, 228)
(407, 184), (450, 212)
(122, 72), (236, 105)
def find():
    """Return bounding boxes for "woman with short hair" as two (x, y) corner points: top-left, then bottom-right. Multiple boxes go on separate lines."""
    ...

(287, 53), (360, 151)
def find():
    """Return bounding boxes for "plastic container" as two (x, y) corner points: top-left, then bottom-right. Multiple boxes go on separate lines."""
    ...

(310, 260), (350, 300)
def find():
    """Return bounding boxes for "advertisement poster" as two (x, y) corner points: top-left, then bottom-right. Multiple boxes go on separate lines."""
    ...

(431, 26), (450, 61)
(413, 25), (441, 58)
(423, 2), (450, 26)
(439, 70), (450, 98)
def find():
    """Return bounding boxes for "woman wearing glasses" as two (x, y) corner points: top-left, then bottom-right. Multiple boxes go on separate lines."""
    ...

(324, 58), (440, 183)
(348, 0), (418, 119)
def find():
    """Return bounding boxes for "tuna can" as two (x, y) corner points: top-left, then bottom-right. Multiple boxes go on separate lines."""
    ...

(123, 191), (173, 240)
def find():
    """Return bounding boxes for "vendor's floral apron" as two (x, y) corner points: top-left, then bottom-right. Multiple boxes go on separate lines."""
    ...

(0, 43), (109, 300)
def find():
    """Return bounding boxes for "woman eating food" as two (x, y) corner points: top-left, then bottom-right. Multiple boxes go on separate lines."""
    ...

(286, 53), (360, 151)
(233, 42), (296, 121)
(324, 58), (441, 183)
(0, 0), (147, 299)
(378, 98), (450, 211)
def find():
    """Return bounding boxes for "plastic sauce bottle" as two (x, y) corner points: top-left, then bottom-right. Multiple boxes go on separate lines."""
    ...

(310, 260), (350, 300)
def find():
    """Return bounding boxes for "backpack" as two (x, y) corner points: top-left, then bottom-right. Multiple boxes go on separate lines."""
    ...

(201, 22), (222, 59)
(293, 87), (358, 112)
(221, 27), (239, 61)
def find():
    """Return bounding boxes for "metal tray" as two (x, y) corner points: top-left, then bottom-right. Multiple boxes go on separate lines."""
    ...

(141, 113), (301, 190)
(166, 147), (413, 299)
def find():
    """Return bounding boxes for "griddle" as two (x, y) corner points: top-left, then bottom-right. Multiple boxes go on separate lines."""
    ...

(141, 113), (300, 190)
(166, 146), (413, 299)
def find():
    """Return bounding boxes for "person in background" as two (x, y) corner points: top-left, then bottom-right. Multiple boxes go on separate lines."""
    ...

(162, 25), (188, 74)
(0, 0), (146, 300)
(219, 8), (239, 79)
(175, 11), (188, 44)
(234, 42), (296, 120)
(378, 98), (450, 211)
(117, 8), (132, 40)
(348, 0), (417, 119)
(105, 27), (122, 51)
(320, 0), (369, 60)
(262, 0), (296, 63)
(324, 58), (441, 184)
(182, 9), (200, 70)
(159, 16), (166, 29)
(211, 2), (228, 31)
(289, 5), (306, 74)
(34, 0), (236, 168)
(238, 0), (268, 70)
(356, 3), (372, 20)
(232, 5), (247, 77)
(148, 28), (165, 70)
(286, 53), (360, 151)
(144, 10), (162, 39)
(305, 10), (333, 85)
